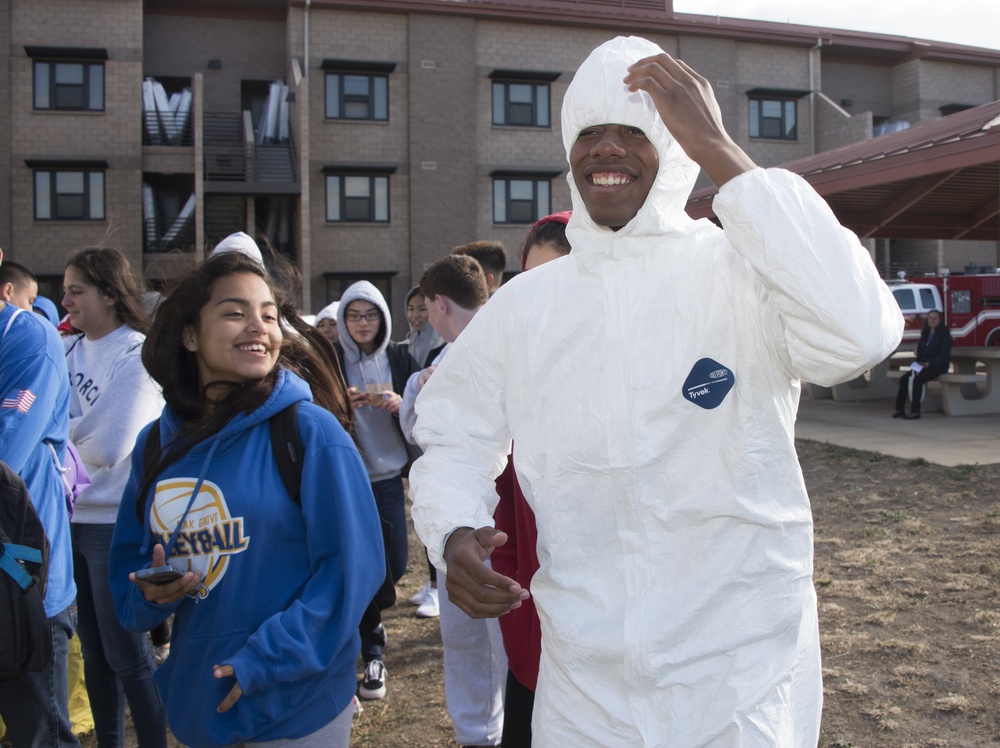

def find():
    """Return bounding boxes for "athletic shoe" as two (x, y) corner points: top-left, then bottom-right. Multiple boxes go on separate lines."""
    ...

(408, 580), (433, 606)
(351, 695), (364, 717)
(358, 659), (387, 700)
(415, 586), (440, 618)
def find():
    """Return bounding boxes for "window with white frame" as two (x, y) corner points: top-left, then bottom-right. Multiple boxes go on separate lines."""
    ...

(489, 70), (559, 128)
(746, 88), (808, 141)
(30, 162), (106, 221)
(491, 171), (559, 224)
(322, 60), (395, 121)
(324, 167), (394, 223)
(27, 47), (107, 111)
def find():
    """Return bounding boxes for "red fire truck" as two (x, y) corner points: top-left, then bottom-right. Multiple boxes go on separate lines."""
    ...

(889, 274), (1000, 346)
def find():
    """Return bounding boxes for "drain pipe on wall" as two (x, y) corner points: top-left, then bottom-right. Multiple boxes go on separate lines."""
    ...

(304, 0), (310, 78)
(810, 37), (821, 155)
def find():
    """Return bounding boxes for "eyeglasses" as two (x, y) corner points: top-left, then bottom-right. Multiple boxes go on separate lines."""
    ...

(345, 311), (381, 323)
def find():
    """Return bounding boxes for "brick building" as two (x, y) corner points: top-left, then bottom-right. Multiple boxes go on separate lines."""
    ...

(2, 0), (998, 334)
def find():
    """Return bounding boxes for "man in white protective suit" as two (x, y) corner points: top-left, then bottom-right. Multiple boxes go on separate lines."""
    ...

(409, 36), (904, 747)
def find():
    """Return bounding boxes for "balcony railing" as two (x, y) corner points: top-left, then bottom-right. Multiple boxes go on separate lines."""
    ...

(203, 112), (297, 184)
(142, 110), (193, 147)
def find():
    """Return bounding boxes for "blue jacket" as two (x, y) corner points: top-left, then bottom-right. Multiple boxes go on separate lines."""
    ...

(0, 304), (75, 617)
(110, 369), (384, 748)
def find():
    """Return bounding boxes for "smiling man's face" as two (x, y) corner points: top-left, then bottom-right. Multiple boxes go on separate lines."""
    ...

(570, 124), (658, 230)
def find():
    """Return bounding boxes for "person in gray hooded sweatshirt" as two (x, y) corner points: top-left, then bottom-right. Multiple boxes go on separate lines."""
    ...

(333, 280), (419, 700)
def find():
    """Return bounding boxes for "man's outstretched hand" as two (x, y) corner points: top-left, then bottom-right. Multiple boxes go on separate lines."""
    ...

(443, 526), (530, 619)
(624, 53), (756, 188)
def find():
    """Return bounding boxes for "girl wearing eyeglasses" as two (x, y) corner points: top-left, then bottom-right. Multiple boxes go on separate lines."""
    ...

(333, 281), (420, 701)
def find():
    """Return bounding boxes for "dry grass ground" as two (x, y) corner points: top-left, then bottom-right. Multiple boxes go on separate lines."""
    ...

(83, 439), (1000, 747)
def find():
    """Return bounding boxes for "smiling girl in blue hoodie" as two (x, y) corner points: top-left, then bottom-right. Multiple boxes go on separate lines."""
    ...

(109, 252), (384, 748)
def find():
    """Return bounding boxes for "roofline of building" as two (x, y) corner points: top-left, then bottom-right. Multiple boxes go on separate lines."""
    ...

(141, 0), (1000, 66)
(287, 0), (1000, 66)
(686, 100), (1000, 219)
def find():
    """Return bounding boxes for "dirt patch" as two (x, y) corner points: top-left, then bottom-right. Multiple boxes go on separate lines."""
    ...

(804, 440), (1000, 747)
(82, 439), (1000, 747)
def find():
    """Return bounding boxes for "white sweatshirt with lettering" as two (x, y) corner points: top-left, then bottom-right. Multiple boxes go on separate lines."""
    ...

(64, 325), (164, 524)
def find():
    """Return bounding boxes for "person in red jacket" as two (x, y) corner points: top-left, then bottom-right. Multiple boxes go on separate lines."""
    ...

(491, 211), (571, 748)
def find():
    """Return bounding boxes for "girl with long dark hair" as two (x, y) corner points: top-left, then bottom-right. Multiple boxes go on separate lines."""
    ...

(109, 251), (383, 747)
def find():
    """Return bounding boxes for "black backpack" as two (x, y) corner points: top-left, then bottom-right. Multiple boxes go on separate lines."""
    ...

(0, 460), (53, 681)
(143, 403), (396, 613)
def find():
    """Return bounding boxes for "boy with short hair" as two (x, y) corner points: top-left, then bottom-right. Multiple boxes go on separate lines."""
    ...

(452, 241), (507, 295)
(0, 261), (39, 311)
(399, 256), (505, 748)
(410, 36), (903, 746)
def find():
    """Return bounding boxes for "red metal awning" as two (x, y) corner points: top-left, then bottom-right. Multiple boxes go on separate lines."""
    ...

(686, 101), (1000, 241)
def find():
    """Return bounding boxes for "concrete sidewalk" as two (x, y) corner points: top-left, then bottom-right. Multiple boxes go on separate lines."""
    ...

(795, 394), (1000, 467)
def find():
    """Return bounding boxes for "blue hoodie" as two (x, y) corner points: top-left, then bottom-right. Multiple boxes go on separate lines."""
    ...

(0, 303), (76, 617)
(109, 369), (384, 748)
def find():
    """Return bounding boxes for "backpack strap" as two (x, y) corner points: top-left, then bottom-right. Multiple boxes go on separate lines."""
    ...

(0, 543), (41, 591)
(143, 417), (162, 476)
(268, 401), (394, 609)
(270, 402), (302, 505)
(139, 406), (302, 515)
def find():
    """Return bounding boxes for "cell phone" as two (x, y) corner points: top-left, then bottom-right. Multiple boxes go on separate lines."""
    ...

(135, 565), (185, 585)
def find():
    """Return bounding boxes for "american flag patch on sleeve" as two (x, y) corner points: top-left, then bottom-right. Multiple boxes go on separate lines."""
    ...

(2, 390), (36, 414)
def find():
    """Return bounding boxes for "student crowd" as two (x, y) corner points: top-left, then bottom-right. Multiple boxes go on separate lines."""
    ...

(0, 36), (903, 748)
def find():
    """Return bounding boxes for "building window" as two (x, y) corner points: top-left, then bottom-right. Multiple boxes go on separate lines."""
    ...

(324, 167), (395, 223)
(940, 103), (976, 116)
(27, 48), (108, 112)
(745, 88), (808, 141)
(492, 82), (549, 127)
(491, 172), (559, 224)
(489, 70), (559, 128)
(321, 60), (395, 121)
(325, 73), (387, 120)
(749, 97), (797, 140)
(32, 167), (106, 221)
(34, 61), (105, 111)
(323, 272), (397, 307)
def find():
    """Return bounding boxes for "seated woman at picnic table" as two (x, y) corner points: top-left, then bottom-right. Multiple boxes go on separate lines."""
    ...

(893, 309), (952, 420)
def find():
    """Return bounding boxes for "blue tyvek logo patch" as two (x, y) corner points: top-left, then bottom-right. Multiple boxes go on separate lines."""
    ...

(682, 358), (735, 410)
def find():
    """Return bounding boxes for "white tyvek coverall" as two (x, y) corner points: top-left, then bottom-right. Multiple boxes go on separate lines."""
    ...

(410, 36), (903, 747)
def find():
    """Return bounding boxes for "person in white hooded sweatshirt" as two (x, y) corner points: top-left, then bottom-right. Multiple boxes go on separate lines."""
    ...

(409, 36), (904, 747)
(62, 248), (166, 748)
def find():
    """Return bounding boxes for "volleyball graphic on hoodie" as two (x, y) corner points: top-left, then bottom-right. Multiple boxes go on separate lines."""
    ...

(149, 476), (250, 595)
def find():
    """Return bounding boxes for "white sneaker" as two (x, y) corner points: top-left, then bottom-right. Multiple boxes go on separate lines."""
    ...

(358, 659), (387, 700)
(415, 586), (440, 618)
(351, 695), (364, 717)
(408, 580), (432, 606)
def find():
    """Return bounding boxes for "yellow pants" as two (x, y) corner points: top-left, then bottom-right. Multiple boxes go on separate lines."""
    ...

(67, 634), (95, 735)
